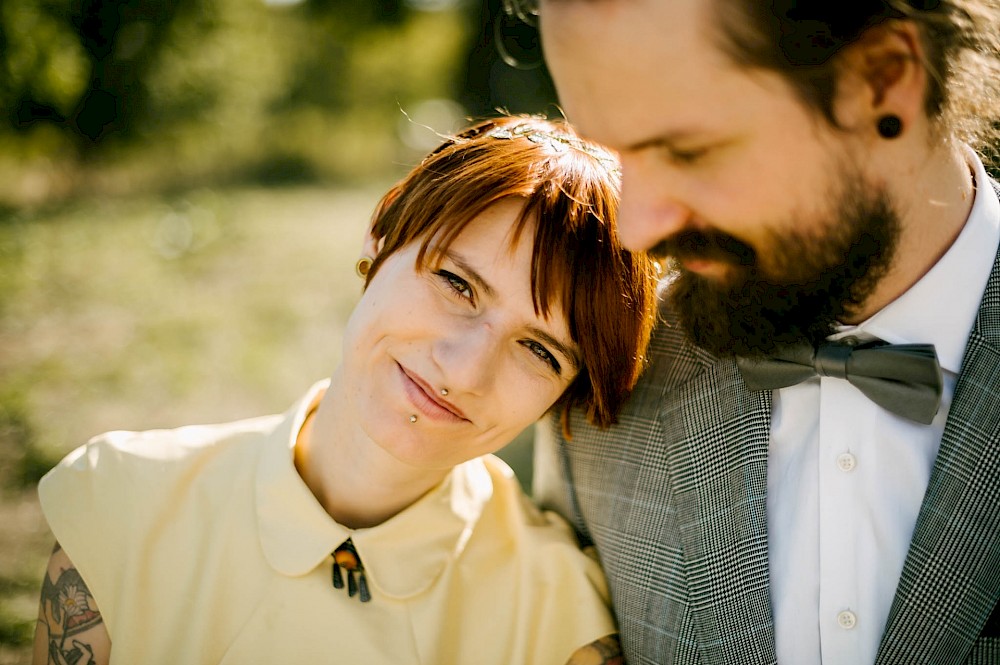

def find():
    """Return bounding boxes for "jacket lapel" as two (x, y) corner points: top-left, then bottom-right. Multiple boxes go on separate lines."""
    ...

(670, 191), (1000, 663)
(875, 207), (1000, 663)
(662, 350), (777, 664)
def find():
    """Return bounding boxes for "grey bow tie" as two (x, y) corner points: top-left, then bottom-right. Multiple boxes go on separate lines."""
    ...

(736, 341), (943, 424)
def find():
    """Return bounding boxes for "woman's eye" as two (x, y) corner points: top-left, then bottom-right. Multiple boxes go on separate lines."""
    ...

(522, 340), (562, 375)
(437, 270), (474, 302)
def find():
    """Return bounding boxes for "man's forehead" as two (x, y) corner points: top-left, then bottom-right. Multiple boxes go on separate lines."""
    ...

(540, 0), (737, 148)
(540, 0), (710, 60)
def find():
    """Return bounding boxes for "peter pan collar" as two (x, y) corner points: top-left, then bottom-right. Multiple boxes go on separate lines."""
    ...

(255, 380), (494, 599)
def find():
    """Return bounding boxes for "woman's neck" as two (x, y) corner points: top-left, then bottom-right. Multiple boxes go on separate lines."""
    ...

(294, 369), (449, 530)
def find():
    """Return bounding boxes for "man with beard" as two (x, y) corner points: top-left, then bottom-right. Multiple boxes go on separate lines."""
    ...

(504, 1), (1000, 663)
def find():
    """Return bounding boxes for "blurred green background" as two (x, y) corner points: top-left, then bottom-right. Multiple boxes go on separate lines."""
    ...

(0, 1), (556, 660)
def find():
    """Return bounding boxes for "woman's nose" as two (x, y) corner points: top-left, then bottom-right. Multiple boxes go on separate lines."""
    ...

(432, 323), (500, 396)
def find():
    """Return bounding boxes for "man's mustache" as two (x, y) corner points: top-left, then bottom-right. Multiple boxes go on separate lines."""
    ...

(650, 229), (756, 267)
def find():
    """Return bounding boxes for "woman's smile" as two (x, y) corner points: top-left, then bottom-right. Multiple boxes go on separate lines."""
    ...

(397, 362), (469, 423)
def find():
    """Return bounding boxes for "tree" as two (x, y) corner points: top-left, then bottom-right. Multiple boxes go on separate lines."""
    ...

(2, 0), (206, 154)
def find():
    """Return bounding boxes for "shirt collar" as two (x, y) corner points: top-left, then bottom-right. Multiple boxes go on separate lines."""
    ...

(834, 147), (1000, 373)
(255, 380), (494, 599)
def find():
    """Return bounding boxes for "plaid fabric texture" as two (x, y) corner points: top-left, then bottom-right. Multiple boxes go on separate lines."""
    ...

(540, 182), (1000, 665)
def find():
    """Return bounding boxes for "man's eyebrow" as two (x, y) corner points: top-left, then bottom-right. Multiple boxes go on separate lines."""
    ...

(621, 129), (702, 153)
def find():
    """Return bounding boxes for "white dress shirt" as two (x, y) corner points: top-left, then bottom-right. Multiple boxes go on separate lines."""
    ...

(768, 149), (1000, 665)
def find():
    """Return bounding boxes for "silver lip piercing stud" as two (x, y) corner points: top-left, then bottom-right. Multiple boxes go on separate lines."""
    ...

(409, 415), (418, 423)
(440, 388), (449, 397)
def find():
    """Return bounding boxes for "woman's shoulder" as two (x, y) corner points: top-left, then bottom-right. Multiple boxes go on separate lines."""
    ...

(44, 412), (282, 486)
(83, 411), (280, 457)
(35, 412), (290, 650)
(37, 411), (285, 564)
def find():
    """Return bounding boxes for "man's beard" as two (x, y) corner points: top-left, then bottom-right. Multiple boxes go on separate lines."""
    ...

(660, 173), (900, 358)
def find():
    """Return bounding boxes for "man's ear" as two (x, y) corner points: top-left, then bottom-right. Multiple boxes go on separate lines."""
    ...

(833, 20), (927, 135)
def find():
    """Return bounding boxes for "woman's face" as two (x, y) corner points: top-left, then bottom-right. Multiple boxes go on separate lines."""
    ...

(341, 198), (580, 471)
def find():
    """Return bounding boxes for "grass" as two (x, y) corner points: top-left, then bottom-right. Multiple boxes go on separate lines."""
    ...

(0, 184), (536, 663)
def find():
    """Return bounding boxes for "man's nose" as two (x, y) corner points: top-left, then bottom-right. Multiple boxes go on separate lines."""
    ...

(617, 158), (692, 252)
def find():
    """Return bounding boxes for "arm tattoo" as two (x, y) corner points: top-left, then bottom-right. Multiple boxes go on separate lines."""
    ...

(37, 546), (104, 665)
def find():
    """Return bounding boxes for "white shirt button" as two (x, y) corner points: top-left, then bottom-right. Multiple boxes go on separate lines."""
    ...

(837, 452), (857, 472)
(837, 610), (858, 630)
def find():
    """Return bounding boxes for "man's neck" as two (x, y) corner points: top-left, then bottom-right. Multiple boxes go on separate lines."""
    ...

(847, 140), (975, 323)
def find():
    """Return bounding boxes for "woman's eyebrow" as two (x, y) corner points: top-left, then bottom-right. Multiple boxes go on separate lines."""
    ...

(527, 326), (581, 371)
(444, 250), (496, 299)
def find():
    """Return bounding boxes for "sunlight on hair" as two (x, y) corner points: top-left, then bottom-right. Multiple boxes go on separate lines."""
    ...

(398, 99), (467, 152)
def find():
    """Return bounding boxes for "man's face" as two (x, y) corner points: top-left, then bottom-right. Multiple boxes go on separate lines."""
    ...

(539, 0), (899, 354)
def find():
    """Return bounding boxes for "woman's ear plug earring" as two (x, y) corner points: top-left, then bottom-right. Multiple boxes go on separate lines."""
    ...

(355, 257), (373, 279)
(877, 115), (903, 139)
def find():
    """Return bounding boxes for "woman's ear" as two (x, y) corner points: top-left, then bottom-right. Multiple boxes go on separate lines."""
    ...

(355, 227), (385, 281)
(833, 20), (927, 137)
(363, 183), (402, 263)
(360, 226), (383, 262)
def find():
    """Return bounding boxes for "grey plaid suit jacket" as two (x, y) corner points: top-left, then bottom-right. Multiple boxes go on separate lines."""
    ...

(538, 193), (1000, 664)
